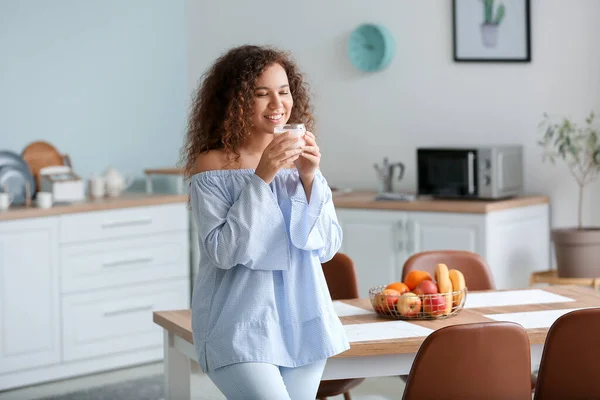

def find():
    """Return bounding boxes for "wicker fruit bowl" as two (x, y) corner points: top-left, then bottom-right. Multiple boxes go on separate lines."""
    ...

(369, 285), (468, 320)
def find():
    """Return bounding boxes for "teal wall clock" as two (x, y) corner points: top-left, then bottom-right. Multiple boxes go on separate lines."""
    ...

(348, 23), (395, 72)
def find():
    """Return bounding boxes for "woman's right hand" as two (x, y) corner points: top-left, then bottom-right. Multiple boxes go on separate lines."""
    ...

(255, 132), (303, 184)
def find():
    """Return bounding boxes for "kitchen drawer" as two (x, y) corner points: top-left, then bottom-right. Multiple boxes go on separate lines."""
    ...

(59, 203), (187, 244)
(62, 279), (189, 362)
(61, 232), (189, 293)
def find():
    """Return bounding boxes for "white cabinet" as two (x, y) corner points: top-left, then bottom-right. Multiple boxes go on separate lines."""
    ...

(62, 280), (188, 362)
(336, 204), (549, 294)
(59, 203), (187, 244)
(0, 217), (60, 374)
(60, 232), (189, 293)
(337, 210), (406, 297)
(409, 212), (485, 255)
(0, 201), (190, 391)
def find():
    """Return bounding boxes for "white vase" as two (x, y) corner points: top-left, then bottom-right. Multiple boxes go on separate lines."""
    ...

(480, 23), (499, 48)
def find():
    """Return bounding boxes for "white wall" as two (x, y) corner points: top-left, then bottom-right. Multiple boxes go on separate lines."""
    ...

(188, 0), (600, 229)
(0, 0), (188, 186)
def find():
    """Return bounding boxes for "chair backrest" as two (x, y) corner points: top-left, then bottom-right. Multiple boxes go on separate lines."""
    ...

(533, 308), (600, 400)
(321, 253), (359, 300)
(402, 321), (532, 400)
(402, 250), (496, 290)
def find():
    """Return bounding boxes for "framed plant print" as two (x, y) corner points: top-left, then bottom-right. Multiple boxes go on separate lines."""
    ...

(453, 0), (531, 62)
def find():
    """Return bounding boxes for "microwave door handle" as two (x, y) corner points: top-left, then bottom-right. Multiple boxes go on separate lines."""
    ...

(467, 152), (475, 194)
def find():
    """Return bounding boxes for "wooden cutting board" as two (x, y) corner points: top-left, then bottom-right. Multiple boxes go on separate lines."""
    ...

(21, 141), (65, 189)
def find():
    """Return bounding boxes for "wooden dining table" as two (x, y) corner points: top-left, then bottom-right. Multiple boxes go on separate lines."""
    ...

(153, 285), (600, 400)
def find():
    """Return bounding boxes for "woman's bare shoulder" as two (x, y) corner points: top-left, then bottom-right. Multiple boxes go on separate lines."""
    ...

(193, 150), (229, 174)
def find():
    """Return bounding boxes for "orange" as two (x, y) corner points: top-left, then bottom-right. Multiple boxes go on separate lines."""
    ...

(384, 282), (410, 294)
(404, 270), (433, 291)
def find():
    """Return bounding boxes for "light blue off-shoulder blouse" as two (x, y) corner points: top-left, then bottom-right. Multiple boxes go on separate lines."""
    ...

(189, 168), (350, 373)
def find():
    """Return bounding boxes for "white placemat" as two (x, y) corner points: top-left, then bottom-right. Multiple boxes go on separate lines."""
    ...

(344, 320), (433, 342)
(464, 289), (575, 309)
(333, 301), (374, 317)
(483, 308), (597, 329)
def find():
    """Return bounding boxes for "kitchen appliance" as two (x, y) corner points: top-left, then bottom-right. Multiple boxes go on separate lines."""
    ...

(417, 145), (523, 199)
(373, 157), (405, 193)
(40, 165), (85, 203)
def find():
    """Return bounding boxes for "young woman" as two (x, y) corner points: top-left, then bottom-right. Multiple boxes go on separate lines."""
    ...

(181, 44), (349, 399)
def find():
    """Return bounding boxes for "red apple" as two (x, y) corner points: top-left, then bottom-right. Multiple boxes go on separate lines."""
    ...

(422, 293), (446, 316)
(414, 280), (439, 296)
(373, 289), (401, 314)
(396, 292), (422, 317)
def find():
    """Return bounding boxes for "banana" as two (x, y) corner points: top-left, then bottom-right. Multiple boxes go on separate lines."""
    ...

(449, 269), (466, 307)
(434, 263), (453, 315)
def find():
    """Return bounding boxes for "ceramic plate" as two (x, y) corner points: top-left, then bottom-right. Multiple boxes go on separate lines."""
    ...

(0, 150), (30, 171)
(0, 164), (36, 205)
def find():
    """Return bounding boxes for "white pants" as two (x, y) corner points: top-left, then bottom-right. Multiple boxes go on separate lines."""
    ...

(207, 359), (327, 400)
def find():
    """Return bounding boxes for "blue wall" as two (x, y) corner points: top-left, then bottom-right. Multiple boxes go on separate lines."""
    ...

(0, 0), (188, 189)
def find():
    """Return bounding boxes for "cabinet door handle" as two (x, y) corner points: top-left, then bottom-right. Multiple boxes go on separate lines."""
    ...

(397, 221), (404, 251)
(406, 220), (414, 254)
(102, 257), (153, 268)
(467, 152), (475, 194)
(101, 218), (152, 229)
(103, 304), (153, 317)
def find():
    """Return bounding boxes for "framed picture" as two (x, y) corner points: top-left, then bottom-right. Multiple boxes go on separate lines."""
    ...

(452, 0), (531, 62)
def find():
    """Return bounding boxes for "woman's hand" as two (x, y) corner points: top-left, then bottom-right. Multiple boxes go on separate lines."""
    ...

(295, 131), (321, 202)
(255, 132), (302, 184)
(295, 131), (320, 180)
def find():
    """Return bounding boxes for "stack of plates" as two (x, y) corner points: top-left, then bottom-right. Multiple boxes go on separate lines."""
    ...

(0, 150), (36, 205)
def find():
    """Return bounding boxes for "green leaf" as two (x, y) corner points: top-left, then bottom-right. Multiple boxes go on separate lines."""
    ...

(589, 131), (598, 149)
(554, 137), (561, 146)
(494, 4), (505, 24)
(586, 111), (595, 125)
(483, 0), (492, 23)
(559, 143), (567, 158)
(594, 149), (600, 165)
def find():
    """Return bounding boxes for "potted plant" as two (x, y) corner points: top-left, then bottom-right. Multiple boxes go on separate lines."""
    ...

(480, 0), (505, 48)
(538, 111), (600, 278)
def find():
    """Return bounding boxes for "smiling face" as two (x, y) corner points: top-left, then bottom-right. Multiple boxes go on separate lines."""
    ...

(250, 63), (293, 135)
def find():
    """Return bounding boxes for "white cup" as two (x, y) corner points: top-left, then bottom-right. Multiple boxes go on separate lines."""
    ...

(0, 193), (12, 211)
(89, 176), (105, 198)
(36, 192), (53, 209)
(274, 123), (306, 149)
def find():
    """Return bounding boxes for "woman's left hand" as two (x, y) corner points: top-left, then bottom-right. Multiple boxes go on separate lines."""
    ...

(295, 131), (320, 179)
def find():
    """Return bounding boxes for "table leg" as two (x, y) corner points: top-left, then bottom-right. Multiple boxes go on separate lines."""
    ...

(164, 330), (191, 400)
(530, 343), (543, 370)
(146, 176), (153, 194)
(176, 176), (184, 194)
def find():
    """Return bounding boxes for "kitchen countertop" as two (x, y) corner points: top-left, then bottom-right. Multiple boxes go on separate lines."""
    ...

(332, 191), (549, 213)
(1, 189), (550, 221)
(0, 193), (189, 221)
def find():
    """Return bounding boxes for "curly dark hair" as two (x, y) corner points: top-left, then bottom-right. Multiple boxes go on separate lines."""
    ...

(180, 45), (315, 180)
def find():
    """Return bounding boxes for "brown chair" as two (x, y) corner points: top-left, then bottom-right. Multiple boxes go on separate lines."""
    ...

(317, 253), (365, 400)
(402, 321), (532, 400)
(402, 250), (496, 291)
(533, 308), (600, 400)
(399, 250), (497, 384)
